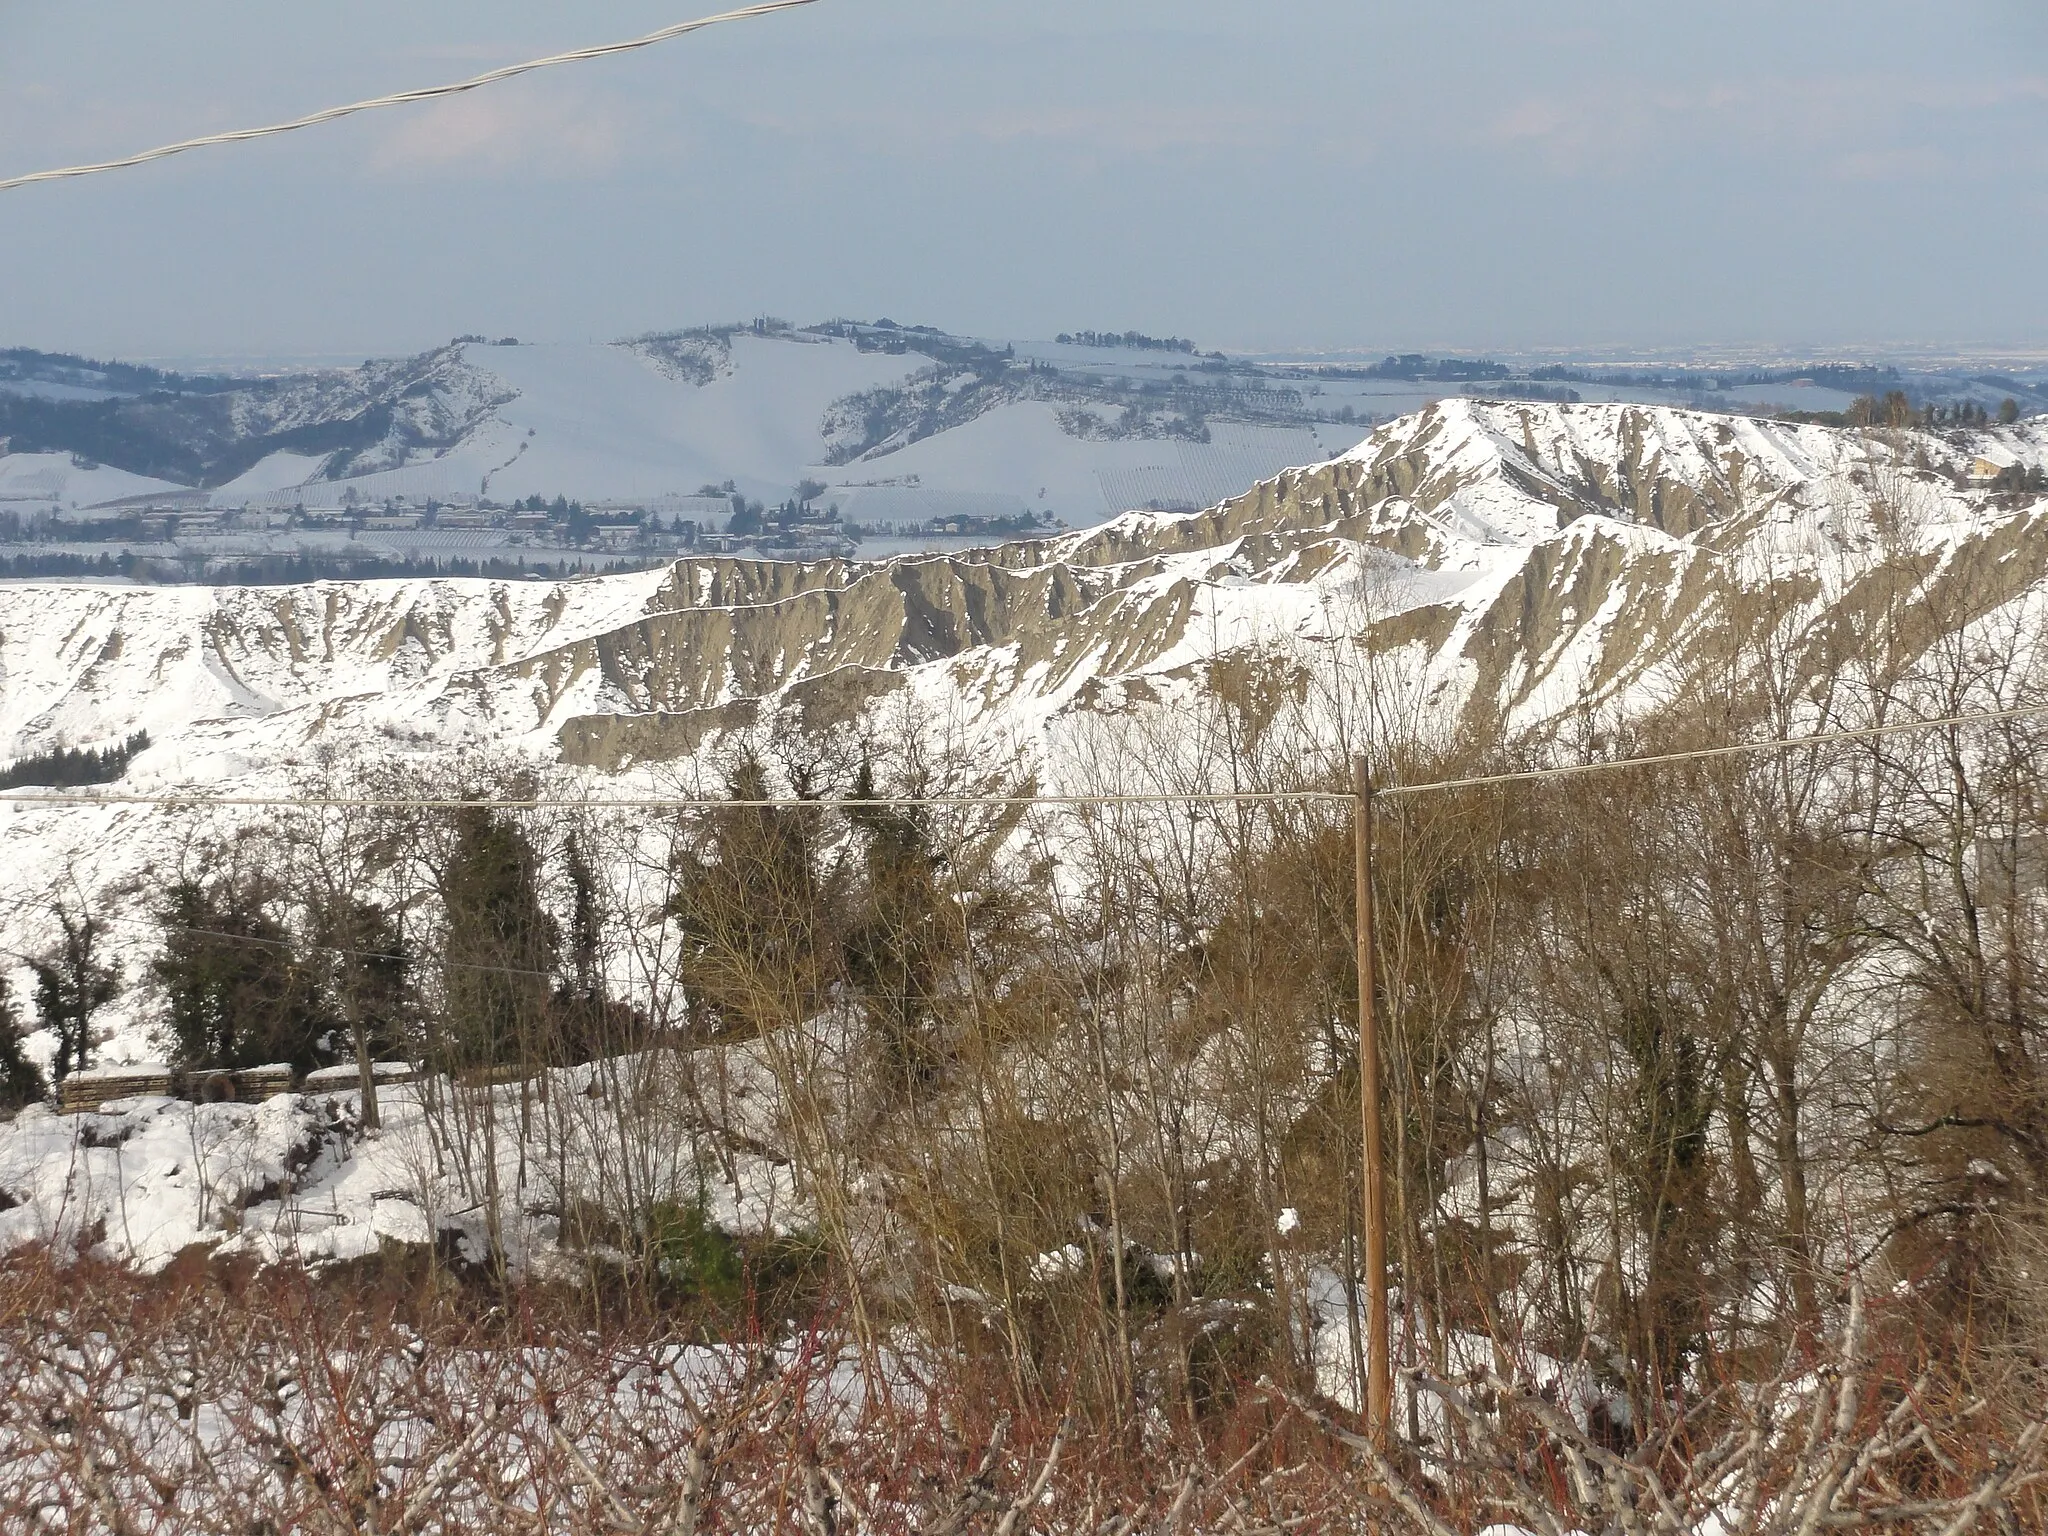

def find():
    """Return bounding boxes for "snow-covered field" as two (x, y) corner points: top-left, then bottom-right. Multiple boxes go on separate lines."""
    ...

(0, 451), (185, 510)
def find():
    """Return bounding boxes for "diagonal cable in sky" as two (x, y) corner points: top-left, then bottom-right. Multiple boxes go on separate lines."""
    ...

(0, 0), (819, 195)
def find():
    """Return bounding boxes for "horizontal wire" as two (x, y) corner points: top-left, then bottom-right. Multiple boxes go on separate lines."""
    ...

(4, 701), (2044, 812)
(2, 700), (2041, 991)
(4, 700), (2048, 811)
(0, 0), (819, 195)
(1373, 699), (2048, 799)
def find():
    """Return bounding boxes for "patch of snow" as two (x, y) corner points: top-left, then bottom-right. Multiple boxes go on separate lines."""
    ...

(214, 450), (333, 496)
(0, 451), (187, 508)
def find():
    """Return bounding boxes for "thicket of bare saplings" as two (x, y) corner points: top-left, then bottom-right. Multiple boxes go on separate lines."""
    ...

(10, 520), (2048, 1530)
(2, 1250), (2040, 1534)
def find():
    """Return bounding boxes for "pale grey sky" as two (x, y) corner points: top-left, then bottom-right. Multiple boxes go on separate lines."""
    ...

(2, 0), (2045, 361)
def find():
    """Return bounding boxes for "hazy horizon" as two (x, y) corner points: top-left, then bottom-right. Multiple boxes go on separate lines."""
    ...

(99, 338), (2048, 382)
(3, 0), (2047, 360)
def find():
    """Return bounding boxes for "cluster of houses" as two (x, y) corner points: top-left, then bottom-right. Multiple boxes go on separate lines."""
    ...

(38, 490), (751, 554)
(2, 479), (1037, 565)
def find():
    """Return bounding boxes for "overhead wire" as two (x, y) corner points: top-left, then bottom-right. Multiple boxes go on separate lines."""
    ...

(0, 0), (820, 195)
(3, 698), (2045, 812)
(1373, 698), (2048, 799)
(2, 697), (2042, 1016)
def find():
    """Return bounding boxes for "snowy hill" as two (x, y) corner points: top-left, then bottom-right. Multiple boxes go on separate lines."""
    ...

(0, 327), (1356, 526)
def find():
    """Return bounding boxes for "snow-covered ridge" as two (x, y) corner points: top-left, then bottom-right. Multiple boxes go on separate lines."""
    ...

(6, 401), (2045, 767)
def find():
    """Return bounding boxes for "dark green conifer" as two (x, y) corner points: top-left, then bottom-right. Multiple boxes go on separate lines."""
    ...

(0, 975), (49, 1109)
(154, 873), (327, 1074)
(32, 905), (116, 1082)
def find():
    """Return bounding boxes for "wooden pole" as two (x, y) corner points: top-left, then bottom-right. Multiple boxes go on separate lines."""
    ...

(1353, 753), (1392, 1437)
